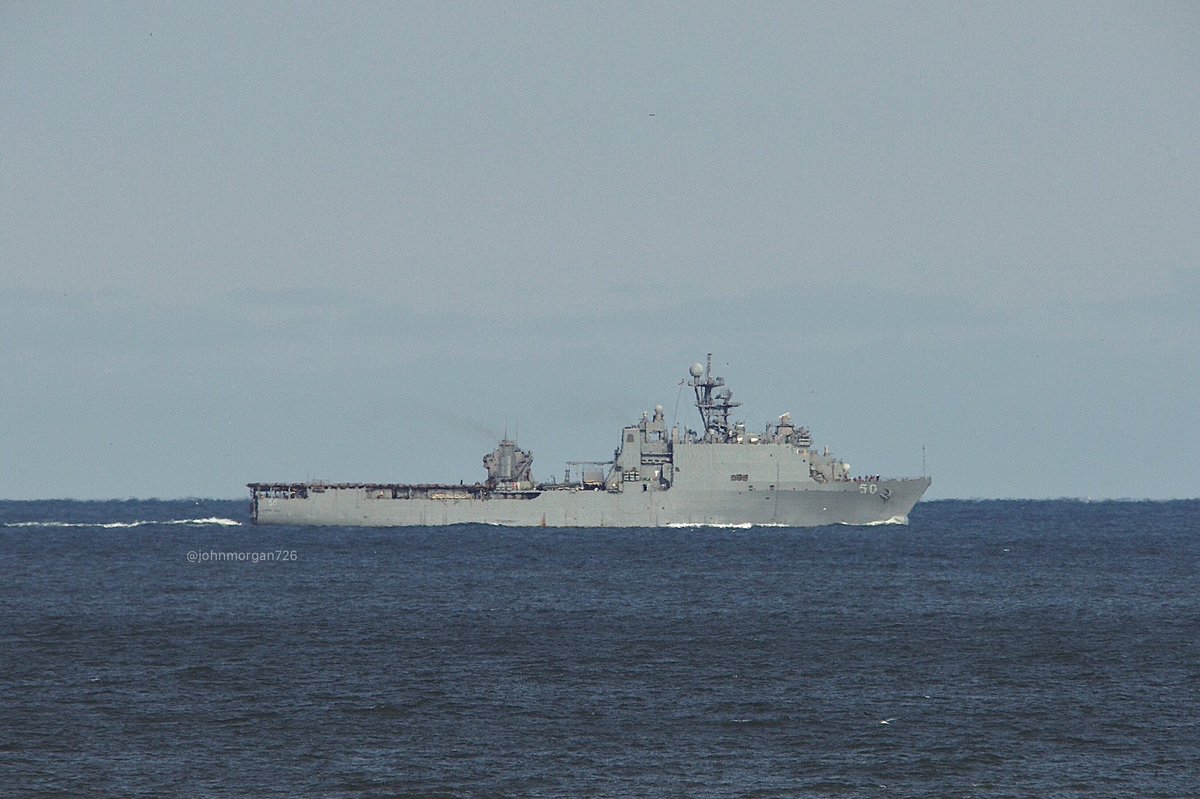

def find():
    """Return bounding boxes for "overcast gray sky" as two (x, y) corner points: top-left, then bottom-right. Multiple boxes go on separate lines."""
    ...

(2, 1), (1197, 500)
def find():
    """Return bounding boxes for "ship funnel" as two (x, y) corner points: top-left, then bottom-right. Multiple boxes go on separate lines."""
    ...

(483, 439), (534, 489)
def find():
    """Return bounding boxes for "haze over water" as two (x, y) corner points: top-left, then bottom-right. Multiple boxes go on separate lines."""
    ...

(3, 3), (1198, 500)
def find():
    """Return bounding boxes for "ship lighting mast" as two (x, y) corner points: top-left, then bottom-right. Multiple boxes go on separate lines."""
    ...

(688, 353), (741, 442)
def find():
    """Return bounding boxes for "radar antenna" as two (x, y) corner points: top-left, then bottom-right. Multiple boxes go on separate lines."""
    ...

(687, 353), (741, 442)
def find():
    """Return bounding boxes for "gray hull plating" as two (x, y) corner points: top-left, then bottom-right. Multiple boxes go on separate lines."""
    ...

(252, 476), (930, 528)
(249, 354), (931, 528)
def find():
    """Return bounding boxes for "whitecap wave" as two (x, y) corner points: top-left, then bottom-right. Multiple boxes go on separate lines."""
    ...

(166, 517), (243, 527)
(846, 515), (909, 526)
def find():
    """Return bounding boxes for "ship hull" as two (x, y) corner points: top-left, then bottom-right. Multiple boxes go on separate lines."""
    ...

(250, 477), (931, 528)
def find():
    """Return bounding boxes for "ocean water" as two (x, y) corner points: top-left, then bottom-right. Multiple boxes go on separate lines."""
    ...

(1, 499), (1197, 798)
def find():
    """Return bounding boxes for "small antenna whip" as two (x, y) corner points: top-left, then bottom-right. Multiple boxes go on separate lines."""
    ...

(672, 378), (685, 430)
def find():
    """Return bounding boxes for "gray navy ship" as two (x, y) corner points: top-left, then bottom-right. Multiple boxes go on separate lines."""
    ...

(249, 355), (931, 527)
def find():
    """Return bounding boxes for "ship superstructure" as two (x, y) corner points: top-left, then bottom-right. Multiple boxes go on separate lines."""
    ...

(249, 355), (930, 527)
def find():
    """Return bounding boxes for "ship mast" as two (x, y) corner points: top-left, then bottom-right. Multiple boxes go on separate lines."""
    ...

(688, 353), (741, 442)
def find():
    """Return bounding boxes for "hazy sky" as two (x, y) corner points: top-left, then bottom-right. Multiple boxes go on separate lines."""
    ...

(2, 2), (1197, 500)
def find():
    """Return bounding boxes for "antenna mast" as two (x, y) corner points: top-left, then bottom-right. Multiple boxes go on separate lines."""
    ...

(687, 353), (741, 442)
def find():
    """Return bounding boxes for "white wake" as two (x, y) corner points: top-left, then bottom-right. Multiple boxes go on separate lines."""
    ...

(2, 517), (243, 529)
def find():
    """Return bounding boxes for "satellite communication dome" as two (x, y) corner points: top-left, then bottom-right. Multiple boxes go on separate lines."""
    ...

(689, 363), (704, 377)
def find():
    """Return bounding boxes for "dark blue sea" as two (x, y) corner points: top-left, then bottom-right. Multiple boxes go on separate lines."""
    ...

(1, 499), (1197, 798)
